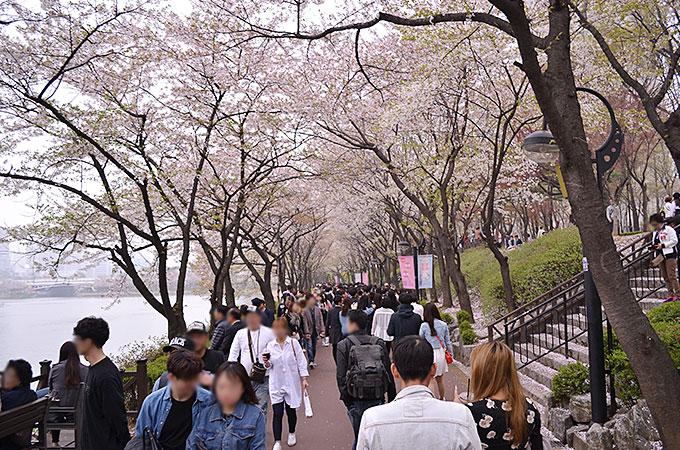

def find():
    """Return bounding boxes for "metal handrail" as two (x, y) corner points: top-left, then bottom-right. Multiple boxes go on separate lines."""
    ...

(505, 236), (665, 370)
(487, 231), (652, 342)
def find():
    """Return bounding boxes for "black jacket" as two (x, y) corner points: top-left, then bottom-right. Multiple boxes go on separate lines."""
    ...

(335, 331), (396, 407)
(387, 304), (422, 347)
(325, 306), (343, 345)
(222, 320), (247, 357)
(209, 319), (231, 354)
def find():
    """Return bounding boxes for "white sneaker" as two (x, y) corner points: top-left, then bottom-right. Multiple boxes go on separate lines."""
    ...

(273, 442), (282, 450)
(287, 433), (297, 446)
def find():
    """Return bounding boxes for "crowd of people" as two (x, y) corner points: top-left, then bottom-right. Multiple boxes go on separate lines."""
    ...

(1, 284), (547, 450)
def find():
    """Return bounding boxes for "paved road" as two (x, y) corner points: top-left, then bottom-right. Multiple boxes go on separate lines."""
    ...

(265, 342), (468, 450)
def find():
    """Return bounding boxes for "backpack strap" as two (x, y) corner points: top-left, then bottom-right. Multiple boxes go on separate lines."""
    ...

(348, 335), (361, 347)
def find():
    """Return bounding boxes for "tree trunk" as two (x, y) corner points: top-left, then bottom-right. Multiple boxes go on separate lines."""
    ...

(166, 307), (187, 339)
(485, 234), (515, 311)
(442, 239), (473, 321)
(434, 238), (452, 307)
(493, 0), (680, 444)
(224, 274), (236, 307)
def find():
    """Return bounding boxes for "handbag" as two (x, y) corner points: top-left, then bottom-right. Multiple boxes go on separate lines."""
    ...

(435, 332), (454, 364)
(143, 427), (163, 450)
(651, 253), (665, 268)
(303, 388), (313, 418)
(247, 330), (266, 384)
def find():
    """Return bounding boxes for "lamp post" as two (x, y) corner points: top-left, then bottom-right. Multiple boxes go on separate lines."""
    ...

(521, 87), (623, 424)
(398, 230), (426, 300)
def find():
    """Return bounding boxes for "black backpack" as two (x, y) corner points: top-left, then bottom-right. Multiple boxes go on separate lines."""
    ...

(346, 335), (388, 400)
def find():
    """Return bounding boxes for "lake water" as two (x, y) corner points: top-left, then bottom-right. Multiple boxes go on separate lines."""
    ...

(0, 294), (219, 371)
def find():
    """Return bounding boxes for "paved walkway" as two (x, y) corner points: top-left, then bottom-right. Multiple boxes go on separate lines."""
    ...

(265, 342), (468, 450)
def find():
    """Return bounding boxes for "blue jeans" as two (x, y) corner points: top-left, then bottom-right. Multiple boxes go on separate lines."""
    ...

(347, 399), (383, 450)
(304, 333), (317, 363)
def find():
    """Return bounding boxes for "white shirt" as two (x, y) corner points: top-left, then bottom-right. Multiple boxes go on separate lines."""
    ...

(265, 337), (309, 408)
(412, 303), (424, 320)
(371, 308), (394, 341)
(664, 201), (675, 219)
(357, 385), (482, 450)
(228, 326), (275, 376)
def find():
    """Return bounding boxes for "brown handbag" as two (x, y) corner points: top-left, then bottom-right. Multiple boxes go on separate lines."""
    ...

(651, 253), (665, 268)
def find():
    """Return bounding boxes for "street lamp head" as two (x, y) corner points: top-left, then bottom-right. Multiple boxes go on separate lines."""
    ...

(397, 240), (410, 255)
(522, 128), (560, 165)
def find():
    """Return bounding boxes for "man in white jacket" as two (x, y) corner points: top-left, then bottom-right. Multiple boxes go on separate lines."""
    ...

(651, 213), (680, 302)
(356, 336), (482, 450)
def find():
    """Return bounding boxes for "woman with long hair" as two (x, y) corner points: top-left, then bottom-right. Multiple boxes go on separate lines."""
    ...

(284, 301), (303, 340)
(263, 318), (309, 450)
(458, 341), (543, 449)
(186, 362), (266, 449)
(339, 296), (353, 337)
(48, 341), (89, 447)
(418, 302), (452, 400)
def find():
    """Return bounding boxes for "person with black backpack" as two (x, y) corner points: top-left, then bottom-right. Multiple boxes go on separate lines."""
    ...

(336, 310), (396, 450)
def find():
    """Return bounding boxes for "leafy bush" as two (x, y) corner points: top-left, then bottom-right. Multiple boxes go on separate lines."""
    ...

(607, 302), (680, 406)
(147, 355), (169, 385)
(461, 327), (479, 345)
(551, 362), (590, 403)
(457, 316), (479, 344)
(441, 312), (454, 325)
(456, 310), (472, 324)
(619, 230), (644, 236)
(461, 228), (583, 318)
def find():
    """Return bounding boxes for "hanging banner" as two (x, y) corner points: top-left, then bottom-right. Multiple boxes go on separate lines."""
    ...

(334, 275), (339, 284)
(418, 254), (434, 289)
(354, 272), (362, 283)
(362, 272), (369, 285)
(398, 255), (415, 289)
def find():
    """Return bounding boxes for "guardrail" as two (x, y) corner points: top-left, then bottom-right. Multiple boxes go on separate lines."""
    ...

(487, 231), (653, 343)
(502, 231), (664, 370)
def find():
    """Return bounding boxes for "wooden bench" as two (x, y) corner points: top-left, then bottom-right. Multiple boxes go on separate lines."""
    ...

(0, 396), (49, 449)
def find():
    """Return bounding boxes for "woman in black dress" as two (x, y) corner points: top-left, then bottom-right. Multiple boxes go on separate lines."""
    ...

(459, 341), (543, 449)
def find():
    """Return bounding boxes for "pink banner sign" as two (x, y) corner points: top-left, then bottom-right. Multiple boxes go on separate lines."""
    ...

(362, 272), (369, 285)
(398, 255), (415, 289)
(334, 275), (339, 284)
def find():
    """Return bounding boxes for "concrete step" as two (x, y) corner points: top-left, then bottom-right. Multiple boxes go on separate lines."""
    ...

(545, 323), (589, 347)
(517, 356), (557, 389)
(516, 368), (555, 411)
(639, 297), (667, 311)
(529, 333), (589, 363)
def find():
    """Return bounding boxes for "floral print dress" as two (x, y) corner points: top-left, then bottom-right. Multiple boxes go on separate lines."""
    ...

(466, 397), (543, 449)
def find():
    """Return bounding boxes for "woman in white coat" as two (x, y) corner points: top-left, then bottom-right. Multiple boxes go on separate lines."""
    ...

(263, 318), (309, 450)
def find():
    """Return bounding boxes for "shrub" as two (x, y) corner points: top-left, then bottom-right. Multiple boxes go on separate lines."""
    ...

(606, 302), (680, 406)
(461, 327), (479, 345)
(456, 310), (472, 324)
(551, 362), (590, 403)
(461, 228), (583, 318)
(441, 312), (454, 325)
(459, 320), (473, 332)
(146, 354), (169, 385)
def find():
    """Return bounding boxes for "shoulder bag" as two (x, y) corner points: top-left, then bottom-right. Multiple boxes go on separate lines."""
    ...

(247, 330), (266, 384)
(435, 331), (454, 364)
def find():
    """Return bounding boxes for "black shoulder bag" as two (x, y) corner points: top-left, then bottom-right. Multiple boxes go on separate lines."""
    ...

(247, 330), (267, 384)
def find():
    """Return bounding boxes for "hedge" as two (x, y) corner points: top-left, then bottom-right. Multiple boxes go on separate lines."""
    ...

(607, 301), (680, 406)
(461, 227), (583, 318)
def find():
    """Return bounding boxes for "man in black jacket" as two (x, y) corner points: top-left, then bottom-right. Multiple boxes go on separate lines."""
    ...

(209, 305), (231, 355)
(336, 310), (395, 450)
(325, 290), (345, 362)
(387, 293), (422, 348)
(221, 307), (246, 357)
(73, 317), (130, 450)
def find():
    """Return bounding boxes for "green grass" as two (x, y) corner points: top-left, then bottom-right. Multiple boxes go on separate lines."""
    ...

(460, 227), (583, 318)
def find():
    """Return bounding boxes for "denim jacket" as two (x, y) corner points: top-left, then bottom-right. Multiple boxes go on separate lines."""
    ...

(185, 400), (266, 450)
(135, 385), (213, 438)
